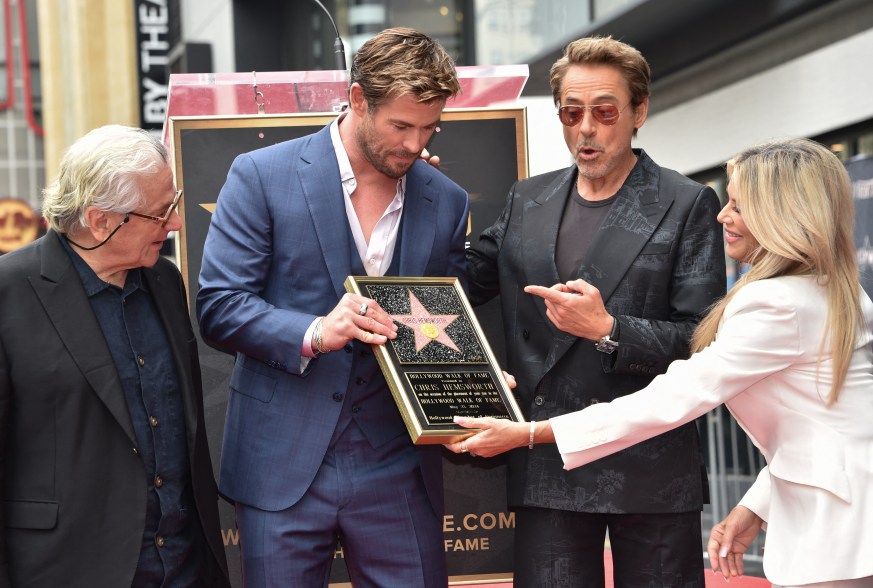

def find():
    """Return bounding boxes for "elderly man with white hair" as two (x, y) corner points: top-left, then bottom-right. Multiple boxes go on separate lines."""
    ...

(0, 125), (229, 587)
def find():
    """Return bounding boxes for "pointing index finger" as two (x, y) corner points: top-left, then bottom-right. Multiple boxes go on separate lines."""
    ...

(524, 284), (571, 304)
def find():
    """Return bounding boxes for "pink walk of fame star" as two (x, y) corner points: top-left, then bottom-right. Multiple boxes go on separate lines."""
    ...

(392, 290), (461, 353)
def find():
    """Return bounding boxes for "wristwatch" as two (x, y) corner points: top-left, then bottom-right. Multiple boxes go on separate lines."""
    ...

(594, 319), (620, 354)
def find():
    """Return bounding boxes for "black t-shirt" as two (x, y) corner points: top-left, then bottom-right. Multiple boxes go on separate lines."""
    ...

(555, 184), (619, 282)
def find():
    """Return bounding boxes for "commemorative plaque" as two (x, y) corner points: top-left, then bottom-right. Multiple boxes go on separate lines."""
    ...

(344, 276), (524, 444)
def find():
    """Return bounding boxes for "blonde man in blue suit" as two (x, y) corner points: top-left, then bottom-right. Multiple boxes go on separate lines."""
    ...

(197, 28), (467, 588)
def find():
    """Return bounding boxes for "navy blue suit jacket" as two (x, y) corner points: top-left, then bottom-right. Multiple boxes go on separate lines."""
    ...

(197, 124), (469, 513)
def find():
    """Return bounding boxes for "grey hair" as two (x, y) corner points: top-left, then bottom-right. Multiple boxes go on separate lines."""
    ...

(42, 124), (168, 234)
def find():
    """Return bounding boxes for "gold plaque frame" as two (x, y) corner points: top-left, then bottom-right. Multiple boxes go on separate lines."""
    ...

(345, 276), (524, 445)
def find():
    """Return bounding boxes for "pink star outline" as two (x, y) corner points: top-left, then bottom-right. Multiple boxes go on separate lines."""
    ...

(391, 290), (461, 353)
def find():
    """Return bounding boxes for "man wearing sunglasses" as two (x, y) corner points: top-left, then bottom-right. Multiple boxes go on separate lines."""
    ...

(466, 36), (726, 586)
(0, 125), (229, 587)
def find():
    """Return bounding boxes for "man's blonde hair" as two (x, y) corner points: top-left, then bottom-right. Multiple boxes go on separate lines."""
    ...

(349, 27), (461, 110)
(691, 138), (862, 404)
(42, 125), (168, 234)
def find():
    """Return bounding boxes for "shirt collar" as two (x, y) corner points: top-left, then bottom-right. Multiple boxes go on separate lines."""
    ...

(330, 111), (356, 185)
(60, 235), (145, 296)
(329, 111), (406, 196)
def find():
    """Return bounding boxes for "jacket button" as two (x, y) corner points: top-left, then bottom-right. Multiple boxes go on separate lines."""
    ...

(137, 355), (145, 367)
(332, 393), (344, 402)
(522, 329), (530, 340)
(149, 416), (158, 428)
(156, 536), (165, 548)
(534, 395), (545, 406)
(155, 475), (163, 488)
(351, 405), (361, 413)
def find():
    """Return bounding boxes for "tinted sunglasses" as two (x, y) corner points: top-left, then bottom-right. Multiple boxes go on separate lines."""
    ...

(557, 104), (627, 127)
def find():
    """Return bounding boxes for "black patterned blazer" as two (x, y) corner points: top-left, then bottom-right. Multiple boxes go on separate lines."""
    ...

(467, 150), (726, 513)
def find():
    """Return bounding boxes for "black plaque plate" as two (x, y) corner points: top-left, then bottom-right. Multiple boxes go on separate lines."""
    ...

(344, 276), (524, 444)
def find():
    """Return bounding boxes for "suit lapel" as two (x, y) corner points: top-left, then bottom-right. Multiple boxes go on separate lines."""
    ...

(540, 154), (673, 375)
(298, 126), (353, 299)
(299, 133), (440, 283)
(398, 163), (436, 276)
(30, 232), (137, 445)
(523, 167), (575, 338)
(580, 152), (672, 302)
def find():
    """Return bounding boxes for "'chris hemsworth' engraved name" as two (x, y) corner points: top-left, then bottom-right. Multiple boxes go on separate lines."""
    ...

(391, 290), (460, 353)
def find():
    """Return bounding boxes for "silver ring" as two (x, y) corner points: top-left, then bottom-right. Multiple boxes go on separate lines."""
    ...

(359, 302), (368, 316)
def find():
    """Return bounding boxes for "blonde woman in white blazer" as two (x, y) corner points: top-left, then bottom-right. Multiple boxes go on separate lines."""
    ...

(449, 138), (873, 587)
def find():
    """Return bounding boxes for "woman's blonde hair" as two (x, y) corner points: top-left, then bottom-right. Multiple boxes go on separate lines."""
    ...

(42, 125), (168, 234)
(691, 138), (862, 404)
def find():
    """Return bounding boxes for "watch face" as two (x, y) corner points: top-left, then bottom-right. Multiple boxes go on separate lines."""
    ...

(596, 336), (618, 354)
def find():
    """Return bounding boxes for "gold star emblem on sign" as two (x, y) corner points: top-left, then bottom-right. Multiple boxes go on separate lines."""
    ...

(392, 290), (461, 353)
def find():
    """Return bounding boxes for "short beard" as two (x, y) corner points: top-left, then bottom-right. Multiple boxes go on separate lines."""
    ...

(356, 115), (416, 179)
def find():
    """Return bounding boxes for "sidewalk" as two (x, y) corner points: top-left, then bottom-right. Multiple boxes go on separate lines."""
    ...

(455, 551), (769, 587)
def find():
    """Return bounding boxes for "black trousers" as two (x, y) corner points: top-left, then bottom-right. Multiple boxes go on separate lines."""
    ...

(513, 507), (705, 588)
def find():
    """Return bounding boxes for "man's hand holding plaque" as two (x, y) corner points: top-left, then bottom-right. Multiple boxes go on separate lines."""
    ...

(314, 292), (398, 353)
(344, 276), (524, 444)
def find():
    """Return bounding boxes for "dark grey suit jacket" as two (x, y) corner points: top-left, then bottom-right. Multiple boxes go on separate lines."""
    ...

(0, 231), (229, 588)
(467, 150), (726, 513)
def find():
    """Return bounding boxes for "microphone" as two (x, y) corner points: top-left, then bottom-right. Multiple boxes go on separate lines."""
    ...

(310, 0), (347, 71)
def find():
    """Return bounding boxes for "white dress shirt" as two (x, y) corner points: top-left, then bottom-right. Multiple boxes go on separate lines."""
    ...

(301, 114), (407, 362)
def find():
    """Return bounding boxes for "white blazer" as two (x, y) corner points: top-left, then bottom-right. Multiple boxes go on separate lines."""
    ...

(551, 275), (873, 585)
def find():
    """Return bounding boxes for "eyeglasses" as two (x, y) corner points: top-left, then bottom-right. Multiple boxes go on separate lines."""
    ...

(66, 190), (183, 251)
(127, 189), (183, 227)
(557, 104), (627, 127)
